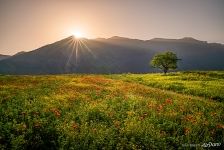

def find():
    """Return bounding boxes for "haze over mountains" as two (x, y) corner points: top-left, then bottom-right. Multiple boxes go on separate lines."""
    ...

(0, 36), (223, 74)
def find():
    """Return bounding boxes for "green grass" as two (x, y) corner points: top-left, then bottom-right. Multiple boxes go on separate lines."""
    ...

(108, 71), (224, 102)
(0, 72), (223, 149)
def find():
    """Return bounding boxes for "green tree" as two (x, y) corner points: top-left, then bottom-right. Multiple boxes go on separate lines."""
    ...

(150, 51), (180, 74)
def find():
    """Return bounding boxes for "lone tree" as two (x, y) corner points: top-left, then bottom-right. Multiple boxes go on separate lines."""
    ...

(150, 51), (180, 74)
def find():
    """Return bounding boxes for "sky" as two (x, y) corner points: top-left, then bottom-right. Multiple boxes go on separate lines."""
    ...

(0, 0), (224, 55)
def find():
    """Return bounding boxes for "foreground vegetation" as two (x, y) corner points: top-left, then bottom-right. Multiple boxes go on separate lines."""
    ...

(0, 71), (223, 149)
(109, 71), (224, 102)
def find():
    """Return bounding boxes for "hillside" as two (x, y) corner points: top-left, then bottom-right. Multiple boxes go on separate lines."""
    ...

(0, 71), (223, 149)
(0, 36), (224, 74)
(0, 54), (10, 61)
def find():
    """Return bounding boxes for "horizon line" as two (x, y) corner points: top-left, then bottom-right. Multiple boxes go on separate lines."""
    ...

(1, 35), (224, 56)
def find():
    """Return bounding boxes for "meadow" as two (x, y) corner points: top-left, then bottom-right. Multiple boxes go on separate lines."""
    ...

(0, 71), (223, 149)
(109, 71), (224, 102)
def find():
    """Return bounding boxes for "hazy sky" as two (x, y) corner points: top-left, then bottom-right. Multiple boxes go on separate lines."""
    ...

(0, 0), (224, 55)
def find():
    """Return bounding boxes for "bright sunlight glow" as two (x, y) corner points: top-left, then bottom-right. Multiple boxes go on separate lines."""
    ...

(72, 31), (83, 38)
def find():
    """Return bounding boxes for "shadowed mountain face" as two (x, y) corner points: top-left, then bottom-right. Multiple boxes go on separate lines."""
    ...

(0, 54), (10, 61)
(0, 36), (223, 74)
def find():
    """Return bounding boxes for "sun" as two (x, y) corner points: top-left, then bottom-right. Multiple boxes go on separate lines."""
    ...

(72, 31), (83, 38)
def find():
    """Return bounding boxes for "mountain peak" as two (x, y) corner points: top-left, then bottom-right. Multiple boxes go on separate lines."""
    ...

(179, 37), (206, 43)
(181, 37), (197, 40)
(180, 37), (198, 41)
(149, 38), (177, 42)
(149, 37), (206, 43)
(13, 51), (26, 56)
(108, 36), (129, 40)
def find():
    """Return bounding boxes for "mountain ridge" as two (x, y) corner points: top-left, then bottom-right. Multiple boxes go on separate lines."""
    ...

(0, 36), (223, 74)
(0, 54), (10, 61)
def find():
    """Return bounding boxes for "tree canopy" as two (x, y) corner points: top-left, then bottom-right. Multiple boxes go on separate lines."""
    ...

(150, 51), (180, 74)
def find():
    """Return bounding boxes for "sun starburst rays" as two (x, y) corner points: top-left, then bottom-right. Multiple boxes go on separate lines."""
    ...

(79, 40), (96, 58)
(65, 40), (76, 71)
(65, 37), (96, 72)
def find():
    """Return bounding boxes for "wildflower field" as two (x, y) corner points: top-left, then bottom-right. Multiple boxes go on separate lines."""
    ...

(0, 71), (223, 149)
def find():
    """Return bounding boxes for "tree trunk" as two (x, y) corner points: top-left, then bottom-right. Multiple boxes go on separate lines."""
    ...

(163, 68), (168, 74)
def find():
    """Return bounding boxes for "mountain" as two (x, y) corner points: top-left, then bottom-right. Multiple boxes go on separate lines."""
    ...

(0, 54), (10, 61)
(13, 51), (26, 56)
(0, 36), (223, 74)
(146, 38), (224, 70)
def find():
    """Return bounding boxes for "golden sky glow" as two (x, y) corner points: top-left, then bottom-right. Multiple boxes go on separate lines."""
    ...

(70, 29), (85, 39)
(0, 0), (224, 55)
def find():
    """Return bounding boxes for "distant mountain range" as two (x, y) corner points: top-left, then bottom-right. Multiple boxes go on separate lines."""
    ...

(0, 36), (224, 74)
